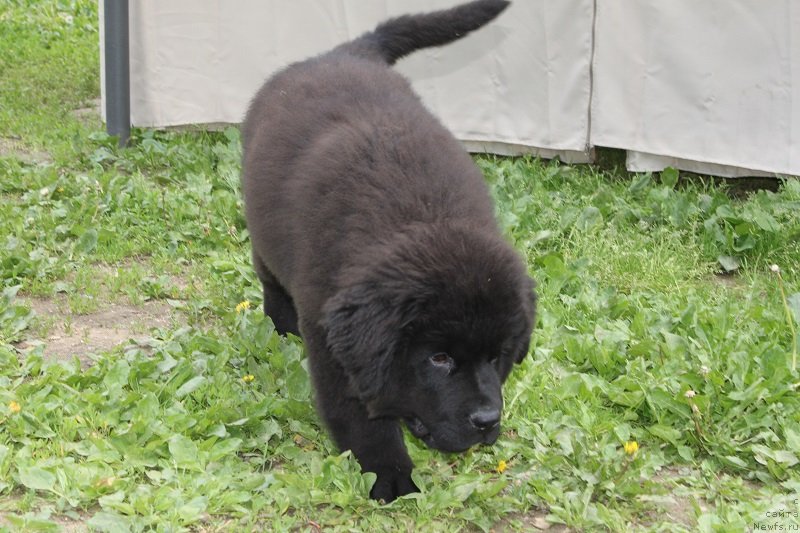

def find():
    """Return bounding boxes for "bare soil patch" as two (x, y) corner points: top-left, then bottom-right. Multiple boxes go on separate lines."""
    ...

(648, 467), (701, 529)
(713, 272), (745, 289)
(0, 136), (53, 165)
(15, 296), (181, 367)
(493, 510), (571, 532)
(71, 98), (102, 125)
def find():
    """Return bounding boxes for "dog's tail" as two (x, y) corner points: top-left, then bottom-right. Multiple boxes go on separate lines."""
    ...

(343, 0), (510, 65)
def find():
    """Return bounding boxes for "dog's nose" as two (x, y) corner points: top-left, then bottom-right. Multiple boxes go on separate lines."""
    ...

(469, 408), (500, 431)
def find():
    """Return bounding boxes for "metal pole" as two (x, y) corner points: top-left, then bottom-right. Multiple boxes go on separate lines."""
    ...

(104, 0), (130, 147)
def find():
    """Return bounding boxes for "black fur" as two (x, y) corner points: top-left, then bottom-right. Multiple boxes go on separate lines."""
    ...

(241, 0), (534, 503)
(345, 0), (511, 65)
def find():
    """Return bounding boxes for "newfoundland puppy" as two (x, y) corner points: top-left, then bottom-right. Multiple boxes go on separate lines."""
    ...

(241, 0), (535, 502)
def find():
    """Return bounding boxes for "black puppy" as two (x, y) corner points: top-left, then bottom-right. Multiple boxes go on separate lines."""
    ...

(242, 0), (535, 502)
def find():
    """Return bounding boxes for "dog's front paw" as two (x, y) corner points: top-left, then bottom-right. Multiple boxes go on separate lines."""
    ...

(369, 467), (418, 503)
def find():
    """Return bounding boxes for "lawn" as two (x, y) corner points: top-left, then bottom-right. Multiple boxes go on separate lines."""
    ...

(1, 1), (799, 531)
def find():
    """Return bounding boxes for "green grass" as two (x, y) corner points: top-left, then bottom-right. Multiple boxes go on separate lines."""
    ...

(1, 0), (799, 531)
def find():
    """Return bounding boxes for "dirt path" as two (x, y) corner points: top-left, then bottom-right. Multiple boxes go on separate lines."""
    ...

(15, 296), (181, 366)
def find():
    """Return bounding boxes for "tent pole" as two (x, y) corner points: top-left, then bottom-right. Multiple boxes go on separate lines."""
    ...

(103, 0), (130, 147)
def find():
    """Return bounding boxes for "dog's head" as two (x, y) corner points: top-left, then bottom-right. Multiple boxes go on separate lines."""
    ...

(321, 226), (535, 452)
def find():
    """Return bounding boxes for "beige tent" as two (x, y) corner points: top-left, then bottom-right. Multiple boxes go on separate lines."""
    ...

(102, 0), (800, 177)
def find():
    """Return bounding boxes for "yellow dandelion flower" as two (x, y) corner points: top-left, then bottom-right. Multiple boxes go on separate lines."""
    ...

(623, 441), (639, 455)
(235, 300), (251, 313)
(8, 401), (21, 413)
(496, 460), (507, 473)
(242, 374), (255, 383)
(95, 476), (116, 488)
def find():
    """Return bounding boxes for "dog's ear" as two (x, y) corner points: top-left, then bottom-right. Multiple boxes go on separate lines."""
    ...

(320, 282), (416, 399)
(513, 335), (531, 365)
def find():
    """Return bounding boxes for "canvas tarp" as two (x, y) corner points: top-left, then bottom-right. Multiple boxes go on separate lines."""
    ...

(590, 1), (800, 177)
(104, 0), (800, 176)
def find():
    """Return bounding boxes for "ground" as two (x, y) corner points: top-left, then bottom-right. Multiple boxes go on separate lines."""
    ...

(1, 1), (799, 532)
(17, 296), (177, 368)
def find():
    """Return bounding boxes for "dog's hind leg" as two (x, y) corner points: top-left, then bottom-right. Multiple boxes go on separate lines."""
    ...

(253, 254), (299, 336)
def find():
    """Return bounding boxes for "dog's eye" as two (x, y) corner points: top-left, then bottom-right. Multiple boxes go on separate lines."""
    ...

(429, 352), (454, 369)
